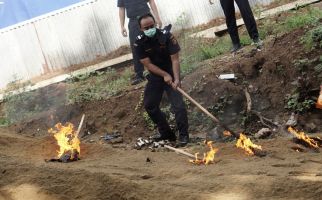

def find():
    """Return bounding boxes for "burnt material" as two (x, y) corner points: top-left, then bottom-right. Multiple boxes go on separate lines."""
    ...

(292, 137), (321, 152)
(45, 152), (80, 163)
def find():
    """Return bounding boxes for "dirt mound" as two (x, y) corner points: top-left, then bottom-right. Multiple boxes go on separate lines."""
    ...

(5, 26), (321, 144)
(182, 27), (321, 134)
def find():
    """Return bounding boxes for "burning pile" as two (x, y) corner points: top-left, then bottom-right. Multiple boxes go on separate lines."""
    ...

(236, 133), (262, 156)
(189, 141), (218, 165)
(288, 127), (322, 149)
(48, 122), (80, 162)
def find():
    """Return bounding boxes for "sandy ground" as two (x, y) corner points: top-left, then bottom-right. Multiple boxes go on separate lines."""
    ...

(1, 128), (322, 200)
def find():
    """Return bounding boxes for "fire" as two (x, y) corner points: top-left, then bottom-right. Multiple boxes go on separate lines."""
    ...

(189, 141), (218, 165)
(236, 133), (262, 155)
(288, 127), (319, 149)
(48, 122), (80, 159)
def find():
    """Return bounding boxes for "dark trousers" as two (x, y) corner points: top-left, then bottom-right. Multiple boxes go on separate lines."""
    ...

(129, 19), (144, 78)
(144, 79), (189, 138)
(219, 0), (259, 45)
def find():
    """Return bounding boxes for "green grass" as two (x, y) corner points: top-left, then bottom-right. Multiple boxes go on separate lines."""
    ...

(0, 117), (10, 127)
(283, 8), (322, 31)
(3, 90), (45, 123)
(301, 25), (322, 50)
(66, 68), (132, 104)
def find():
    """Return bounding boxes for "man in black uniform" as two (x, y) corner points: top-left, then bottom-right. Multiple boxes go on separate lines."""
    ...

(210, 0), (262, 53)
(118, 0), (162, 85)
(134, 13), (189, 145)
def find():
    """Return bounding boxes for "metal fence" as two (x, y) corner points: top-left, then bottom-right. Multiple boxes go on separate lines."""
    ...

(0, 0), (272, 89)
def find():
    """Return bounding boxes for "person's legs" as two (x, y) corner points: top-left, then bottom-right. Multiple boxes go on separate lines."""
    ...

(129, 19), (145, 84)
(235, 0), (262, 48)
(165, 86), (189, 144)
(220, 0), (240, 47)
(144, 81), (175, 140)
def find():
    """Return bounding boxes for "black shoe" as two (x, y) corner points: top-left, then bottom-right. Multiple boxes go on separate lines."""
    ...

(131, 76), (145, 85)
(230, 43), (242, 53)
(151, 133), (176, 142)
(252, 38), (263, 49)
(178, 135), (189, 146)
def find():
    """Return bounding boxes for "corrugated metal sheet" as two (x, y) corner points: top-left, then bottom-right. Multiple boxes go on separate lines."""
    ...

(0, 0), (272, 89)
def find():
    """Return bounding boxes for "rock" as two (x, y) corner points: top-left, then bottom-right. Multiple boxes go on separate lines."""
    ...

(255, 128), (272, 139)
(285, 113), (298, 127)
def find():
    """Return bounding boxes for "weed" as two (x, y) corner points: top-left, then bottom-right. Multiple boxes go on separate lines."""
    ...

(188, 110), (213, 131)
(293, 58), (311, 73)
(66, 68), (132, 104)
(135, 91), (144, 112)
(0, 117), (10, 127)
(301, 25), (322, 50)
(4, 90), (43, 123)
(285, 93), (315, 113)
(199, 37), (231, 61)
(239, 35), (252, 46)
(208, 95), (232, 115)
(283, 8), (322, 32)
(142, 111), (155, 130)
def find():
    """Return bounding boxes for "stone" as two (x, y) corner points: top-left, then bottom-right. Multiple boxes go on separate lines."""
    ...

(255, 128), (272, 139)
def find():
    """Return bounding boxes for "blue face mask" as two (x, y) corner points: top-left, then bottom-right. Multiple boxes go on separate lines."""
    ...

(144, 27), (157, 38)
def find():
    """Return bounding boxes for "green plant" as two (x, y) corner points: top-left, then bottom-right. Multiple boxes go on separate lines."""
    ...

(285, 93), (315, 112)
(301, 25), (322, 50)
(239, 35), (252, 46)
(199, 37), (231, 61)
(208, 95), (232, 115)
(4, 90), (44, 123)
(66, 68), (132, 104)
(0, 117), (10, 127)
(188, 110), (213, 131)
(283, 8), (322, 31)
(135, 91), (144, 112)
(293, 58), (311, 73)
(143, 111), (155, 130)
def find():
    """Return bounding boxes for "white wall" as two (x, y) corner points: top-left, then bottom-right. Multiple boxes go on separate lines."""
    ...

(0, 0), (272, 89)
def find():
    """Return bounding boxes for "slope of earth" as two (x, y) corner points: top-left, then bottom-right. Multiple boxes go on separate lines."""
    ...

(6, 24), (322, 142)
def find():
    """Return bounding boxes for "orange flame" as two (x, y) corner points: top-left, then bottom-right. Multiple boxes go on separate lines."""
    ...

(288, 127), (319, 149)
(48, 123), (80, 159)
(236, 133), (262, 155)
(189, 141), (218, 165)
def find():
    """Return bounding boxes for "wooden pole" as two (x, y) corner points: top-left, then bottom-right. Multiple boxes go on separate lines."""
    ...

(75, 114), (85, 138)
(177, 87), (239, 138)
(164, 145), (195, 159)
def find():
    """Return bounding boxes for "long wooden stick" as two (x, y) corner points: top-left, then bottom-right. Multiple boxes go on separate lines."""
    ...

(75, 114), (85, 138)
(177, 87), (239, 138)
(164, 145), (195, 159)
